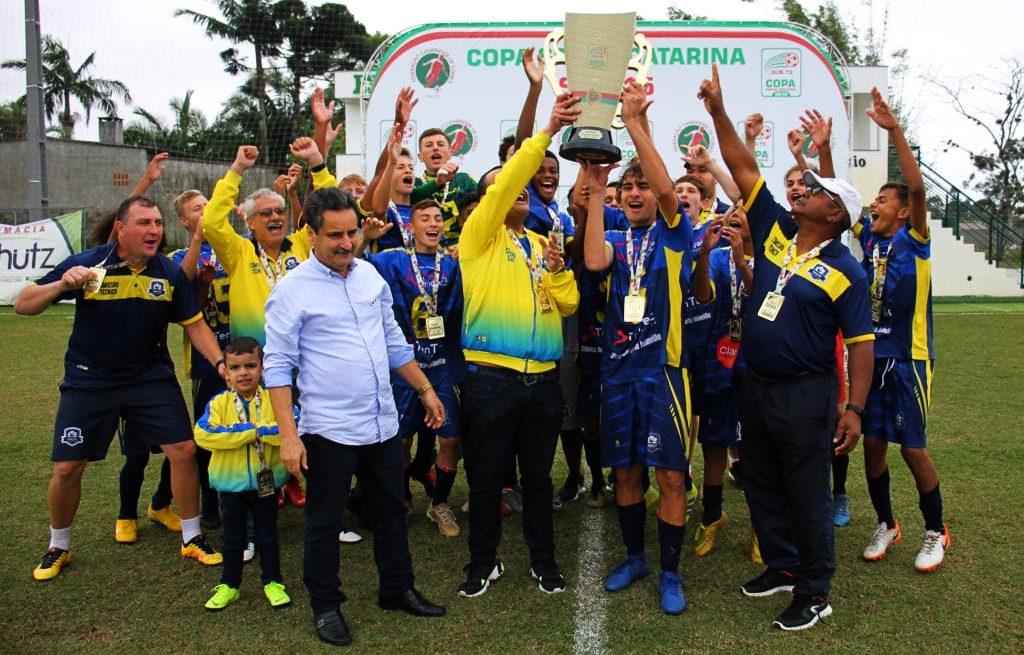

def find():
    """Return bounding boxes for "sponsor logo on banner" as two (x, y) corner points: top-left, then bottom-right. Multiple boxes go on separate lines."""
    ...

(442, 121), (477, 157)
(675, 121), (715, 155)
(413, 49), (454, 92)
(762, 49), (801, 97)
(738, 120), (775, 168)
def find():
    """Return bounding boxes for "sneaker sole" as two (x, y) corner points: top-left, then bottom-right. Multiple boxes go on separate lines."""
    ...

(741, 583), (795, 598)
(862, 533), (902, 562)
(531, 569), (566, 594)
(458, 565), (504, 598)
(773, 604), (832, 631)
(915, 533), (951, 573)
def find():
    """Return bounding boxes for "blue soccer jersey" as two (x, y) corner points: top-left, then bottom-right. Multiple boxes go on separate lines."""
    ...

(599, 203), (695, 385)
(371, 202), (414, 253)
(742, 178), (874, 379)
(855, 217), (934, 360)
(700, 247), (752, 395)
(367, 247), (464, 387)
(170, 243), (231, 379)
(525, 186), (576, 241)
(577, 206), (629, 378)
(36, 242), (202, 389)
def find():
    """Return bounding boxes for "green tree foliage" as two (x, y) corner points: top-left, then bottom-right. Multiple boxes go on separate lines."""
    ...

(781, 0), (861, 65)
(1, 36), (131, 139)
(0, 97), (28, 141)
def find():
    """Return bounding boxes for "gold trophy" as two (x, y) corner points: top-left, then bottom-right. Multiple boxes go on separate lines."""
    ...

(543, 13), (652, 164)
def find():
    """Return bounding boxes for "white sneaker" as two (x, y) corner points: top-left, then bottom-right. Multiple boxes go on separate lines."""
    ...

(427, 502), (460, 537)
(338, 530), (363, 544)
(242, 542), (256, 563)
(914, 525), (950, 572)
(863, 520), (902, 561)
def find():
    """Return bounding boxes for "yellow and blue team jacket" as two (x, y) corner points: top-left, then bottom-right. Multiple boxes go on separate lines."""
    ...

(194, 387), (297, 493)
(203, 169), (337, 345)
(459, 132), (579, 373)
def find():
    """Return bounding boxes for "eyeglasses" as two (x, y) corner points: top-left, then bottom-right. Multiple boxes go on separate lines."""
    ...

(248, 207), (287, 219)
(808, 183), (841, 207)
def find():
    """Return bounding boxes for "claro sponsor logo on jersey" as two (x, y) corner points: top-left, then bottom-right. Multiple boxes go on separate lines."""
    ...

(442, 121), (477, 158)
(762, 49), (801, 97)
(674, 121), (715, 155)
(412, 50), (454, 92)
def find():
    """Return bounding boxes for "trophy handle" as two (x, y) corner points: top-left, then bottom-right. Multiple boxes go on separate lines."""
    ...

(611, 33), (653, 130)
(542, 28), (567, 97)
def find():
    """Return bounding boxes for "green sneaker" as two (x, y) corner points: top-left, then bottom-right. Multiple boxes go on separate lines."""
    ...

(204, 584), (239, 611)
(264, 581), (291, 608)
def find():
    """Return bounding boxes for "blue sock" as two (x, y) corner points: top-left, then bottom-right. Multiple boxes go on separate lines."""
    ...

(919, 483), (944, 532)
(616, 502), (645, 557)
(867, 468), (895, 528)
(701, 483), (723, 525)
(658, 519), (686, 572)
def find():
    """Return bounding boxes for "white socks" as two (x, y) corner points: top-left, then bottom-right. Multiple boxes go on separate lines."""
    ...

(180, 516), (201, 544)
(49, 526), (71, 551)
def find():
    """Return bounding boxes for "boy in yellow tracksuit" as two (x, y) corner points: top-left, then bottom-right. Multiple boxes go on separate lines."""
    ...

(195, 337), (297, 610)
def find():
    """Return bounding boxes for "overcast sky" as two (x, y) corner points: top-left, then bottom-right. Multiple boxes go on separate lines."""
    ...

(2, 0), (1021, 189)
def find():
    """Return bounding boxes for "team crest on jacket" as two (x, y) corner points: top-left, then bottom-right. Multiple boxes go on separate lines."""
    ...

(61, 427), (84, 447)
(148, 280), (166, 297)
(808, 263), (829, 283)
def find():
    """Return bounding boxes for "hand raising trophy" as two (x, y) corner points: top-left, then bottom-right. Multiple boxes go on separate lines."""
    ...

(543, 13), (652, 164)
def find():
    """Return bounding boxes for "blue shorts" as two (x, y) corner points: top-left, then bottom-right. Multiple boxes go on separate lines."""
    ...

(575, 374), (602, 420)
(687, 347), (707, 416)
(864, 358), (932, 448)
(601, 366), (691, 471)
(394, 383), (461, 439)
(697, 391), (740, 447)
(52, 379), (193, 462)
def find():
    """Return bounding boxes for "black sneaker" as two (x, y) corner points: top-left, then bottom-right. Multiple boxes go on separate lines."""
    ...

(740, 568), (796, 598)
(458, 560), (504, 598)
(530, 561), (567, 594)
(773, 593), (832, 631)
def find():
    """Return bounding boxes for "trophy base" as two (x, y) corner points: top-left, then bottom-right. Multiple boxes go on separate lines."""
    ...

(559, 126), (621, 165)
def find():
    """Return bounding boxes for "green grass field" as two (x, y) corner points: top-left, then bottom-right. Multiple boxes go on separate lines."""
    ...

(1, 305), (1022, 654)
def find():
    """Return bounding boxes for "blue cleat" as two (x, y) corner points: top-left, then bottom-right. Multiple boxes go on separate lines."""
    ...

(603, 554), (650, 592)
(833, 494), (851, 527)
(659, 570), (687, 614)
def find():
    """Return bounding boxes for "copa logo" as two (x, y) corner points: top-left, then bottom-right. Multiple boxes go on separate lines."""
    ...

(808, 263), (830, 282)
(60, 427), (84, 447)
(442, 121), (477, 157)
(674, 121), (715, 155)
(148, 280), (166, 298)
(761, 49), (801, 98)
(413, 50), (454, 92)
(284, 256), (299, 270)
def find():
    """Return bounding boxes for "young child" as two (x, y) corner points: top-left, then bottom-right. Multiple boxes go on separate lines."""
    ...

(195, 337), (297, 610)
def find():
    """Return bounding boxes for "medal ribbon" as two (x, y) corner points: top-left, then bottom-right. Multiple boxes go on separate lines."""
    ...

(256, 242), (287, 289)
(871, 241), (892, 300)
(729, 255), (753, 319)
(233, 391), (268, 470)
(507, 228), (544, 288)
(546, 204), (562, 234)
(773, 238), (833, 295)
(389, 200), (414, 248)
(410, 249), (443, 317)
(625, 225), (654, 296)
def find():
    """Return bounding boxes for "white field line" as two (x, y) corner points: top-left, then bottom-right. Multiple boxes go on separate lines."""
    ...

(572, 508), (609, 655)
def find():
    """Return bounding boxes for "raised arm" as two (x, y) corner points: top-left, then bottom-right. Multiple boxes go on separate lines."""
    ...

(692, 216), (723, 304)
(787, 129), (809, 171)
(866, 87), (927, 237)
(370, 123), (404, 218)
(620, 81), (676, 221)
(698, 64), (761, 201)
(366, 88), (417, 204)
(583, 161), (617, 272)
(683, 144), (742, 206)
(515, 47), (545, 147)
(203, 146), (258, 273)
(131, 152), (169, 197)
(800, 109), (835, 178)
(743, 113), (763, 158)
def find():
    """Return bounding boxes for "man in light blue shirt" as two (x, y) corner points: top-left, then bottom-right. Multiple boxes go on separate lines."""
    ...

(265, 182), (446, 647)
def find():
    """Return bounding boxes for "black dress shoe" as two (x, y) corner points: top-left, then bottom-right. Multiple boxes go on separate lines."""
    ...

(314, 608), (353, 646)
(378, 587), (447, 617)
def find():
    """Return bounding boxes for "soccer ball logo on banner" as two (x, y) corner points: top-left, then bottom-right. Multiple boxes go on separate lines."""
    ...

(442, 121), (477, 157)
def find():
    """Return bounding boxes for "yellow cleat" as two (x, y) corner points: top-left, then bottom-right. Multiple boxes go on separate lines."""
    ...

(115, 519), (138, 544)
(148, 504), (182, 532)
(182, 535), (223, 565)
(693, 512), (729, 556)
(750, 529), (763, 566)
(33, 547), (71, 581)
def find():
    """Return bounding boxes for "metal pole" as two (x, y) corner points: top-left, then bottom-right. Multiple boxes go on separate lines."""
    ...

(24, 0), (48, 221)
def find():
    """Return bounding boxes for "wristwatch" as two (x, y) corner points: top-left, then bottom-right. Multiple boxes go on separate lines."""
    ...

(845, 403), (865, 418)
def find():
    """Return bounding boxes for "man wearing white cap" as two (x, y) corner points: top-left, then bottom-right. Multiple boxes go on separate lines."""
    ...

(699, 64), (875, 631)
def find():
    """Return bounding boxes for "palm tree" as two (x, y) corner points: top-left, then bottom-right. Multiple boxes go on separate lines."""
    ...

(124, 90), (210, 155)
(175, 0), (283, 153)
(1, 36), (131, 139)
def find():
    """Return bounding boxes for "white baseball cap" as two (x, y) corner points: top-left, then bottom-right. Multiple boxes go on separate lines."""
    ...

(802, 170), (862, 222)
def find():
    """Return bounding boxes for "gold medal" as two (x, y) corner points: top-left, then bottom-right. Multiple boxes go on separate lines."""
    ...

(871, 298), (882, 324)
(623, 294), (646, 324)
(538, 286), (553, 313)
(425, 315), (445, 339)
(729, 317), (742, 341)
(757, 291), (785, 322)
(83, 267), (107, 294)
